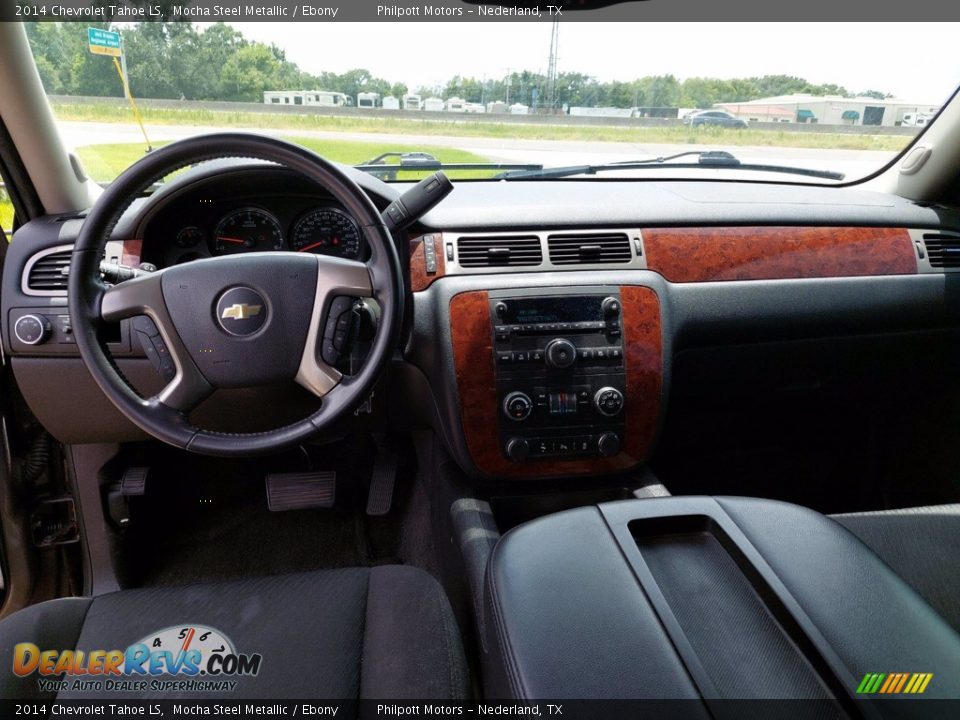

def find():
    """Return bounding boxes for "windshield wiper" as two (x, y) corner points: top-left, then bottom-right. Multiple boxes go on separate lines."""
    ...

(355, 152), (542, 180)
(496, 150), (845, 181)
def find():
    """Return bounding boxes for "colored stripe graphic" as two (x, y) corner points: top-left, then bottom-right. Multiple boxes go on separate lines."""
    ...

(857, 672), (932, 694)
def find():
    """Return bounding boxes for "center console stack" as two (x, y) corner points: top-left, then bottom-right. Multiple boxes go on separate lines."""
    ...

(490, 288), (626, 463)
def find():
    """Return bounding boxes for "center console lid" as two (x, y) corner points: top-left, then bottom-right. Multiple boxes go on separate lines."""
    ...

(484, 496), (960, 713)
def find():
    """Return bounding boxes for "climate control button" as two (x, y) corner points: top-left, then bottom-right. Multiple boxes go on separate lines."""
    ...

(593, 386), (625, 416)
(503, 391), (534, 421)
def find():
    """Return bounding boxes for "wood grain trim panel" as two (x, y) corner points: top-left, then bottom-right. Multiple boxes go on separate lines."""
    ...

(643, 226), (916, 283)
(449, 286), (662, 479)
(121, 239), (143, 267)
(409, 233), (445, 292)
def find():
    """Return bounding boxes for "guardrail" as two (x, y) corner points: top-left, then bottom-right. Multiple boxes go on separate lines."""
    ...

(48, 95), (920, 136)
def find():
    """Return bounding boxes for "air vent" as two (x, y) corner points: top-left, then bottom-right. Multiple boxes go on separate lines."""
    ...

(456, 235), (542, 267)
(923, 232), (960, 269)
(547, 232), (632, 265)
(27, 249), (72, 292)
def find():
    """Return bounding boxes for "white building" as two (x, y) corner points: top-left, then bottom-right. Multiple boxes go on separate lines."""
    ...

(423, 97), (445, 112)
(382, 96), (400, 110)
(402, 94), (422, 111)
(716, 94), (941, 127)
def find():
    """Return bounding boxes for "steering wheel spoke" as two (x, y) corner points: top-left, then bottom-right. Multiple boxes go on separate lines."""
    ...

(295, 256), (373, 398)
(102, 271), (215, 413)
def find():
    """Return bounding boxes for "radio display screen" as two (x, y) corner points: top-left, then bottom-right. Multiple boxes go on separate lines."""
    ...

(500, 296), (604, 325)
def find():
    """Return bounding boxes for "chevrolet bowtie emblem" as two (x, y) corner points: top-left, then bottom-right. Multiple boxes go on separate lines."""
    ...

(221, 303), (263, 320)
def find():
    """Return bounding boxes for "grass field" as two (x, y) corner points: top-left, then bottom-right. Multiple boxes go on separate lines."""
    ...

(51, 101), (915, 152)
(73, 137), (494, 185)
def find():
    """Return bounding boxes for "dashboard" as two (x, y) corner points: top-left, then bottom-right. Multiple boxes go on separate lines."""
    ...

(5, 162), (960, 482)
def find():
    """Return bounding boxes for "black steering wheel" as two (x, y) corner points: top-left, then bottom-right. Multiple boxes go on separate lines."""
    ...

(69, 133), (403, 456)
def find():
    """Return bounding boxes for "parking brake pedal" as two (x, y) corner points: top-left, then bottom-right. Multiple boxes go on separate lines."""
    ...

(266, 471), (336, 511)
(366, 444), (398, 516)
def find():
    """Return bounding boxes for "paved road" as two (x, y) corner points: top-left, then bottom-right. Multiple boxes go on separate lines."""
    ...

(58, 121), (898, 180)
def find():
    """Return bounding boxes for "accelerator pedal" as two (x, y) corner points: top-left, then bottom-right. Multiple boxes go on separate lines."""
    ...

(366, 443), (398, 516)
(266, 471), (336, 512)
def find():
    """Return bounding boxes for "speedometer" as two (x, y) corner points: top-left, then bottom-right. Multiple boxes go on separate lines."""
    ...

(212, 208), (284, 255)
(289, 207), (362, 259)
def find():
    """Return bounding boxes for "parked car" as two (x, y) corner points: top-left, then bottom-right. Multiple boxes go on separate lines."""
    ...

(683, 109), (749, 128)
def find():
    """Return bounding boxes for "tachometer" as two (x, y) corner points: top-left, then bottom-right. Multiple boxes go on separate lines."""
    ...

(212, 208), (284, 255)
(289, 207), (362, 259)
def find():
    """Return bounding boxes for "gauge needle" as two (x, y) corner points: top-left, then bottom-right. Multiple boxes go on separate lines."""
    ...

(297, 241), (325, 252)
(217, 236), (247, 245)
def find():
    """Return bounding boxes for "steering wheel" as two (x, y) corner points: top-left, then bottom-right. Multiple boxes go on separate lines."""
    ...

(69, 133), (403, 456)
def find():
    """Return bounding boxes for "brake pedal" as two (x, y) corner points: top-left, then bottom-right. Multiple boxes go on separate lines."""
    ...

(366, 444), (398, 516)
(265, 471), (336, 511)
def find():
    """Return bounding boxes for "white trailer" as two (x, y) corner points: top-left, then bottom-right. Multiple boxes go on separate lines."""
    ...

(402, 94), (422, 111)
(423, 97), (445, 112)
(486, 101), (509, 115)
(357, 92), (381, 109)
(445, 97), (466, 113)
(382, 96), (400, 110)
(509, 103), (529, 115)
(263, 90), (350, 107)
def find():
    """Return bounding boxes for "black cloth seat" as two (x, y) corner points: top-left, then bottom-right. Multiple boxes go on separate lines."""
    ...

(0, 565), (469, 700)
(831, 503), (960, 633)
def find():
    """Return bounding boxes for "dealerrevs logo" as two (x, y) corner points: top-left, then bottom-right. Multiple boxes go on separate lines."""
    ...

(13, 624), (262, 693)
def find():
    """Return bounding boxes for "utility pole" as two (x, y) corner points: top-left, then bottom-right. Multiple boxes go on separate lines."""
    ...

(546, 20), (560, 113)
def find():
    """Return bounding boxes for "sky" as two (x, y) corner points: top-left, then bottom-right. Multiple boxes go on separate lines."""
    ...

(223, 22), (960, 103)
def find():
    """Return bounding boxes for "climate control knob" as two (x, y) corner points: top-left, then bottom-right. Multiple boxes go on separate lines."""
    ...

(598, 432), (621, 457)
(503, 391), (534, 421)
(505, 438), (530, 462)
(545, 338), (577, 369)
(601, 296), (621, 316)
(14, 314), (51, 346)
(594, 386), (625, 416)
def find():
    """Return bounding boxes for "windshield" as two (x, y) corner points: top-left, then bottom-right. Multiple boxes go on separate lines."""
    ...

(23, 19), (960, 188)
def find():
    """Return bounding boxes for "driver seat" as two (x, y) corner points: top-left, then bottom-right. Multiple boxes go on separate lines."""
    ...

(0, 565), (469, 700)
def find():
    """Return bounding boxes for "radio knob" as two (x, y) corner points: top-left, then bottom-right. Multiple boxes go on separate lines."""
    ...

(503, 391), (534, 421)
(598, 432), (621, 457)
(594, 387), (625, 416)
(505, 437), (530, 462)
(545, 338), (577, 369)
(15, 314), (51, 345)
(602, 296), (621, 316)
(494, 301), (508, 319)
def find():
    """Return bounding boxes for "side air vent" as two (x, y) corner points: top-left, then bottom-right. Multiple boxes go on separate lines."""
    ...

(27, 249), (72, 292)
(456, 235), (542, 267)
(547, 232), (632, 265)
(923, 232), (960, 269)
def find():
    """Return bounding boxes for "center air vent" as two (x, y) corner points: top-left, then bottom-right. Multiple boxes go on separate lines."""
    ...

(547, 232), (632, 265)
(456, 235), (542, 267)
(922, 232), (960, 269)
(27, 248), (72, 293)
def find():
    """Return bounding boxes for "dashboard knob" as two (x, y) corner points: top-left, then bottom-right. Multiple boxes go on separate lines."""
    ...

(545, 338), (577, 369)
(594, 386), (625, 416)
(597, 432), (621, 458)
(15, 314), (51, 346)
(505, 438), (530, 462)
(601, 296), (621, 316)
(503, 391), (534, 421)
(494, 301), (508, 319)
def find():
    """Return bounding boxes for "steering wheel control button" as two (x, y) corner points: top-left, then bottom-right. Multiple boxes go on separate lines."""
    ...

(14, 314), (51, 345)
(215, 286), (268, 337)
(594, 387), (625, 416)
(545, 338), (577, 369)
(503, 391), (534, 421)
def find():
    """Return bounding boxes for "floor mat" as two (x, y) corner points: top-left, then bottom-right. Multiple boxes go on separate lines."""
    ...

(122, 443), (377, 587)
